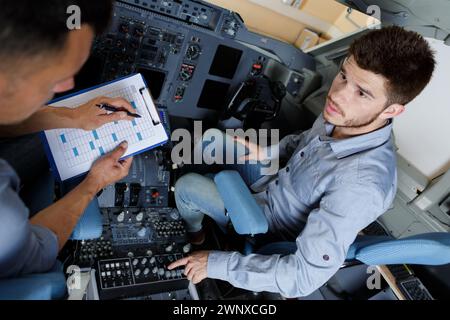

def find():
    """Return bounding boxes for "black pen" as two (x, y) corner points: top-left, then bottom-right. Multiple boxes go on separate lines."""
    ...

(96, 103), (142, 118)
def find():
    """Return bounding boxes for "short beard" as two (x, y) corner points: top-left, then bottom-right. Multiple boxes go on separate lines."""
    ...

(339, 110), (384, 129)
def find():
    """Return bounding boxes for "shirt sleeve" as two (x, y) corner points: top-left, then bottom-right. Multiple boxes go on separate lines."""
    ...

(207, 183), (387, 297)
(0, 174), (59, 279)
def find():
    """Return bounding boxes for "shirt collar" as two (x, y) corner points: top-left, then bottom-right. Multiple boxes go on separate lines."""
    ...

(312, 113), (393, 159)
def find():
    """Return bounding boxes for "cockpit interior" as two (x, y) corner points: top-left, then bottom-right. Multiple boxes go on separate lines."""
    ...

(1, 0), (449, 301)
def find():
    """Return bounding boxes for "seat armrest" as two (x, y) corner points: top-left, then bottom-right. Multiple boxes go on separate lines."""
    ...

(355, 233), (450, 266)
(0, 261), (66, 300)
(71, 199), (102, 240)
(214, 171), (268, 235)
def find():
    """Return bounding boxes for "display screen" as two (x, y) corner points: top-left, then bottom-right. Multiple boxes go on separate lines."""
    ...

(197, 80), (230, 110)
(137, 68), (166, 100)
(209, 45), (243, 79)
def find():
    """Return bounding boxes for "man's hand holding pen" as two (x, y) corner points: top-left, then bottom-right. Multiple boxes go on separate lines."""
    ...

(71, 96), (137, 131)
(96, 103), (142, 119)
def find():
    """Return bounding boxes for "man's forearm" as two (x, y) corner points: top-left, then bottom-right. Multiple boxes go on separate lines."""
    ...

(30, 177), (100, 250)
(0, 106), (75, 137)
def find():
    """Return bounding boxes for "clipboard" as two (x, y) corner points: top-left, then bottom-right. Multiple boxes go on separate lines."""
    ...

(40, 73), (168, 182)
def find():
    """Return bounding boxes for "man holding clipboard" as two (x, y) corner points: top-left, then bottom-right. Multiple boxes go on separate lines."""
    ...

(0, 0), (132, 279)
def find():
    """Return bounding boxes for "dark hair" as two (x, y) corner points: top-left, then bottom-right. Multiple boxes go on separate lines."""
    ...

(0, 0), (114, 60)
(349, 26), (436, 106)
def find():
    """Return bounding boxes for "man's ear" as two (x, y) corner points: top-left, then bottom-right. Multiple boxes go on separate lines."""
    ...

(380, 103), (405, 120)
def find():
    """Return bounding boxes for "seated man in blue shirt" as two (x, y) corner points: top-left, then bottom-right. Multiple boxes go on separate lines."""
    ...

(0, 0), (135, 278)
(169, 26), (436, 297)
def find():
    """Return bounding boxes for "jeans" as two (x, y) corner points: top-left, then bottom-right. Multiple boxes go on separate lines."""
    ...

(175, 127), (275, 233)
(175, 163), (285, 252)
(175, 126), (288, 251)
(175, 161), (265, 233)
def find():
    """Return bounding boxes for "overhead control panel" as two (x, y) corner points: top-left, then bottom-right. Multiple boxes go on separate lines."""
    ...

(80, 0), (315, 119)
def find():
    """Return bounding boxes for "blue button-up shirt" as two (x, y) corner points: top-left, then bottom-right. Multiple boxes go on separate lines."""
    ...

(207, 114), (397, 297)
(0, 159), (59, 278)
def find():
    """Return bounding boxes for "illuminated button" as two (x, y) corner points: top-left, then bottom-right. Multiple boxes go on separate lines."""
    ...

(252, 63), (262, 70)
(183, 243), (192, 254)
(117, 211), (125, 223)
(151, 190), (160, 198)
(136, 212), (144, 222)
(137, 227), (147, 238)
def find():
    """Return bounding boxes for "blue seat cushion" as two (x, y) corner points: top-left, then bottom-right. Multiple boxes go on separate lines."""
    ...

(346, 235), (393, 261)
(245, 233), (450, 267)
(214, 170), (268, 235)
(71, 198), (103, 240)
(356, 232), (450, 266)
(0, 261), (66, 300)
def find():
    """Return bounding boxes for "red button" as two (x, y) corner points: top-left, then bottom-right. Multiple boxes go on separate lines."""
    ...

(151, 191), (160, 198)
